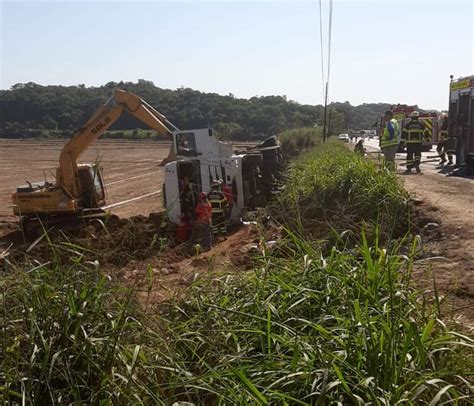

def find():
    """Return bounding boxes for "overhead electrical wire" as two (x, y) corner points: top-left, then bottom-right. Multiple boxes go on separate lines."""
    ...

(327, 0), (334, 88)
(319, 0), (334, 141)
(318, 0), (326, 98)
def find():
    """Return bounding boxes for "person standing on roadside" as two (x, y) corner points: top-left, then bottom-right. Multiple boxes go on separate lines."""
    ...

(187, 192), (213, 254)
(380, 110), (400, 168)
(402, 111), (426, 173)
(436, 113), (453, 166)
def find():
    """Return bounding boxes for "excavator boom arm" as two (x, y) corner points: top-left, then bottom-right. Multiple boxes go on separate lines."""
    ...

(58, 89), (178, 198)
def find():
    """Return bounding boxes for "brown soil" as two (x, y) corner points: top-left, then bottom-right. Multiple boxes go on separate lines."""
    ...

(0, 211), (265, 307)
(0, 139), (171, 233)
(401, 170), (474, 329)
(363, 139), (474, 329)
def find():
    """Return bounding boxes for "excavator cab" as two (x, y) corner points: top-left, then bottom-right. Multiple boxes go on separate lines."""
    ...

(77, 164), (106, 209)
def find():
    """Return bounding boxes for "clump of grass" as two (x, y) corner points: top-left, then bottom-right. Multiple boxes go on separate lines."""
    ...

(276, 141), (410, 244)
(279, 127), (322, 158)
(3, 233), (471, 404)
(0, 262), (150, 404)
(152, 233), (473, 404)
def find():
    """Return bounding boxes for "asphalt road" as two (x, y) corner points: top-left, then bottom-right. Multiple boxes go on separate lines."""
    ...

(362, 137), (444, 174)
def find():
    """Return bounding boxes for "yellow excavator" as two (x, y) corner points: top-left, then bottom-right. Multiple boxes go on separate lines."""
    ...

(12, 89), (178, 234)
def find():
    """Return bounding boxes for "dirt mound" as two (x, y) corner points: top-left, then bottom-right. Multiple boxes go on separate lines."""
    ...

(76, 213), (169, 266)
(1, 212), (173, 268)
(1, 213), (267, 306)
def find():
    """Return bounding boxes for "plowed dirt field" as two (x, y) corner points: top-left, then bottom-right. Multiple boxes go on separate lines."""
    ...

(0, 139), (170, 232)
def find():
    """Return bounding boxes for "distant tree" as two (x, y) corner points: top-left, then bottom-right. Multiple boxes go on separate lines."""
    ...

(41, 115), (58, 130)
(0, 81), (395, 140)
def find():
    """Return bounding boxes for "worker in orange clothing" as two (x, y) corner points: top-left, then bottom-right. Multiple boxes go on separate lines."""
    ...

(187, 192), (212, 254)
(222, 182), (234, 208)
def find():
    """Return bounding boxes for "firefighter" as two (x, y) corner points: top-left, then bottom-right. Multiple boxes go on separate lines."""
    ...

(208, 180), (229, 236)
(187, 192), (213, 254)
(402, 111), (426, 173)
(436, 113), (453, 166)
(380, 110), (400, 168)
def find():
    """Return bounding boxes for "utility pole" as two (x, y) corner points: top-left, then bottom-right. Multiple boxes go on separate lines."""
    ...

(327, 107), (333, 138)
(322, 81), (329, 142)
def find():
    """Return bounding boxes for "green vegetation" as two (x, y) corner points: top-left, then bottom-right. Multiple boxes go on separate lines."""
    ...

(0, 128), (163, 140)
(277, 141), (410, 243)
(278, 127), (322, 158)
(1, 141), (472, 404)
(0, 81), (391, 140)
(1, 265), (145, 403)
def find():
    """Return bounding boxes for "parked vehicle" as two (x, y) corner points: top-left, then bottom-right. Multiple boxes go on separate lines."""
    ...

(337, 133), (350, 142)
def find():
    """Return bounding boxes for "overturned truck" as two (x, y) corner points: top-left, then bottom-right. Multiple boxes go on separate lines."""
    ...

(163, 129), (282, 224)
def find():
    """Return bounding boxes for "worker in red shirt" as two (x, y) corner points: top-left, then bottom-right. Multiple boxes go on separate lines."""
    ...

(187, 192), (212, 254)
(222, 182), (234, 207)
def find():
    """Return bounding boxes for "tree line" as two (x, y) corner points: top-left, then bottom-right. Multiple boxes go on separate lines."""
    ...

(0, 80), (392, 140)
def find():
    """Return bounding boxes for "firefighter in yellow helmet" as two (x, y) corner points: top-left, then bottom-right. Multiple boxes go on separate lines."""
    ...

(402, 111), (426, 173)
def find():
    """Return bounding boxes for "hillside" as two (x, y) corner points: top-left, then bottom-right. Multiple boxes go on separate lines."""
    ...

(0, 81), (392, 140)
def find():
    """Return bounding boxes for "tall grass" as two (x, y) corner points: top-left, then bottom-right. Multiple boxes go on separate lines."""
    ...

(278, 127), (322, 158)
(154, 234), (473, 404)
(0, 262), (152, 403)
(276, 141), (410, 244)
(2, 234), (472, 404)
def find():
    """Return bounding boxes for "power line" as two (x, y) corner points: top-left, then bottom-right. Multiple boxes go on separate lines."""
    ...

(327, 0), (334, 85)
(321, 0), (334, 142)
(318, 0), (326, 98)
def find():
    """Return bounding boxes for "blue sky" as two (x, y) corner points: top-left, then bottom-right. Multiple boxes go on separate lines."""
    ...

(1, 0), (473, 109)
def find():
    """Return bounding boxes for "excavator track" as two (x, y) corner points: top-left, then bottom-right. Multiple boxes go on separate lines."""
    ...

(20, 209), (107, 240)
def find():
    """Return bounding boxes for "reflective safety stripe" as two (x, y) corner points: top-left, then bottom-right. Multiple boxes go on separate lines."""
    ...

(381, 140), (399, 148)
(405, 129), (423, 143)
(403, 119), (425, 144)
(420, 118), (432, 142)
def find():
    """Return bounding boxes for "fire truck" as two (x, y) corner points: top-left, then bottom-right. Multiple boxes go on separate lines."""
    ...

(377, 104), (439, 152)
(447, 75), (474, 173)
